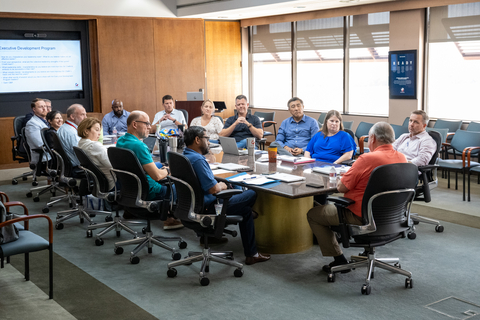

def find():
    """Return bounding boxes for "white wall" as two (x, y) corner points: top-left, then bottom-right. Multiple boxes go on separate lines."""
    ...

(0, 0), (177, 17)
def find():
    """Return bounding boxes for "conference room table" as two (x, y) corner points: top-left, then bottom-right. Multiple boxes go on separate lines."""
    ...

(205, 148), (342, 254)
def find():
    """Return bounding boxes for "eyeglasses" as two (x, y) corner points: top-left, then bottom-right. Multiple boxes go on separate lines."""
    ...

(135, 120), (151, 127)
(201, 136), (210, 140)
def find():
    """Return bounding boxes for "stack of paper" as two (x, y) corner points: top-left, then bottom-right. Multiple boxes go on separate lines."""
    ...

(217, 163), (250, 171)
(266, 173), (306, 183)
(228, 174), (276, 185)
(312, 166), (350, 175)
(278, 156), (315, 164)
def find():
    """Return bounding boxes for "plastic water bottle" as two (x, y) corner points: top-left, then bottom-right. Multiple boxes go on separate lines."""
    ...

(329, 166), (337, 182)
(112, 126), (117, 144)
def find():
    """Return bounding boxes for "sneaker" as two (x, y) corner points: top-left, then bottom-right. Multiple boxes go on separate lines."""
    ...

(163, 217), (184, 230)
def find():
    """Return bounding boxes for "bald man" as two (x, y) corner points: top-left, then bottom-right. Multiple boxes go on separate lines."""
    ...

(57, 104), (87, 170)
(102, 99), (130, 135)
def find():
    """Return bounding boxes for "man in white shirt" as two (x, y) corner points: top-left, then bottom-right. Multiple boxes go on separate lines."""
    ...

(25, 98), (50, 164)
(150, 95), (186, 133)
(393, 110), (437, 167)
(57, 104), (87, 171)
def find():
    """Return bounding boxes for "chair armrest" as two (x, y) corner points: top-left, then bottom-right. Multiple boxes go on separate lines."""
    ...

(214, 189), (243, 200)
(0, 214), (53, 242)
(0, 191), (10, 203)
(418, 164), (438, 171)
(446, 132), (455, 140)
(327, 196), (355, 208)
(358, 135), (369, 154)
(463, 147), (480, 167)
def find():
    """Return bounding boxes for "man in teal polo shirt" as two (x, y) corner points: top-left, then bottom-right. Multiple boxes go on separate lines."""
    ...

(116, 110), (183, 230)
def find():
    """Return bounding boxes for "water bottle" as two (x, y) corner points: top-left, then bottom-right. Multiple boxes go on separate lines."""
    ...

(112, 126), (117, 144)
(329, 166), (337, 182)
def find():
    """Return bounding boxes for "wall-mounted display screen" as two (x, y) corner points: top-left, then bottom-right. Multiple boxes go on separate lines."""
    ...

(389, 50), (417, 99)
(0, 39), (83, 94)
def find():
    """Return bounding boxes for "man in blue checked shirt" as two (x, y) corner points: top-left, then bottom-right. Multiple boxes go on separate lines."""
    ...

(270, 97), (319, 156)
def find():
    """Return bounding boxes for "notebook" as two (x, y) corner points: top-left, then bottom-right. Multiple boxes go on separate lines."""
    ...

(278, 155), (316, 164)
(217, 163), (250, 171)
(312, 166), (350, 175)
(266, 173), (306, 183)
(219, 137), (248, 155)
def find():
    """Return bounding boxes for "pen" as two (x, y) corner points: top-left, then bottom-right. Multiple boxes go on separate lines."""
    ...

(243, 175), (258, 181)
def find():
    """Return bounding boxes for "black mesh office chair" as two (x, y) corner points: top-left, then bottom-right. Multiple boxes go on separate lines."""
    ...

(177, 109), (189, 126)
(73, 147), (145, 245)
(166, 152), (244, 286)
(326, 163), (418, 295)
(11, 116), (36, 185)
(108, 147), (185, 264)
(408, 130), (444, 238)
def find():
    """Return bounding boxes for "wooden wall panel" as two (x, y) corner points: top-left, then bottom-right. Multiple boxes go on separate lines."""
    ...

(205, 21), (242, 119)
(153, 19), (205, 113)
(96, 18), (157, 117)
(0, 118), (15, 165)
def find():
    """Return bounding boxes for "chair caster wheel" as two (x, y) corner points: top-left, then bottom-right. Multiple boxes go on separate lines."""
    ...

(361, 284), (371, 295)
(167, 268), (177, 278)
(130, 256), (140, 264)
(435, 225), (444, 232)
(200, 277), (210, 286)
(55, 223), (64, 230)
(95, 238), (104, 246)
(172, 252), (181, 260)
(114, 247), (124, 255)
(42, 207), (49, 213)
(105, 216), (113, 222)
(405, 278), (413, 288)
(394, 262), (401, 269)
(234, 269), (243, 277)
(407, 232), (416, 240)
(32, 181), (38, 186)
(33, 197), (40, 202)
(413, 220), (419, 225)
(26, 192), (33, 198)
(178, 240), (187, 249)
(80, 218), (84, 224)
(116, 231), (121, 237)
(327, 273), (335, 283)
(23, 176), (28, 181)
(12, 179), (18, 185)
(86, 230), (93, 238)
(142, 227), (147, 234)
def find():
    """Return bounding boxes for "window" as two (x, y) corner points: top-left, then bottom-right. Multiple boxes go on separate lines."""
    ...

(347, 12), (390, 116)
(296, 17), (344, 112)
(251, 23), (292, 109)
(427, 2), (480, 121)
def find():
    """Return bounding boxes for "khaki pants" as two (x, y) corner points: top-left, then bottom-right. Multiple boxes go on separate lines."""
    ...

(307, 204), (362, 257)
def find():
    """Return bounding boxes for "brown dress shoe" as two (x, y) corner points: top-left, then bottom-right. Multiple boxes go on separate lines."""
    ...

(245, 253), (271, 265)
(163, 217), (184, 230)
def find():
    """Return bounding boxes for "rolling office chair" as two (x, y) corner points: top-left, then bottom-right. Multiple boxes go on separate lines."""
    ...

(177, 109), (189, 127)
(11, 115), (36, 185)
(108, 147), (185, 264)
(73, 147), (145, 245)
(166, 152), (244, 286)
(326, 163), (418, 295)
(408, 130), (444, 238)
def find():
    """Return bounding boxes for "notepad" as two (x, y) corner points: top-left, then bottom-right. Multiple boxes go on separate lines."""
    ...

(278, 156), (316, 164)
(312, 166), (350, 175)
(266, 173), (306, 183)
(217, 163), (250, 171)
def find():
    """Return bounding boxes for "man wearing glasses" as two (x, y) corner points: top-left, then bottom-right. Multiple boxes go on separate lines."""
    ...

(116, 111), (183, 230)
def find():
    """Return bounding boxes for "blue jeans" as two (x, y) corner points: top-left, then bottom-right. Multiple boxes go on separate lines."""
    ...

(206, 189), (258, 257)
(236, 139), (258, 150)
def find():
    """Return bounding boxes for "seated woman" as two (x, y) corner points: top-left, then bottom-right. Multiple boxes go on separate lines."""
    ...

(44, 110), (64, 148)
(190, 99), (223, 143)
(305, 110), (356, 164)
(77, 117), (115, 191)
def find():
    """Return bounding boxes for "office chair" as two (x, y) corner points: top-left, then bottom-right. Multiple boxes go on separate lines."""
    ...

(317, 113), (327, 127)
(108, 147), (185, 264)
(326, 163), (418, 295)
(11, 116), (36, 185)
(0, 202), (54, 299)
(73, 147), (145, 245)
(437, 130), (480, 201)
(354, 122), (374, 155)
(401, 116), (410, 127)
(408, 130), (444, 238)
(177, 109), (189, 126)
(254, 111), (277, 150)
(391, 124), (409, 139)
(343, 120), (354, 130)
(166, 152), (244, 286)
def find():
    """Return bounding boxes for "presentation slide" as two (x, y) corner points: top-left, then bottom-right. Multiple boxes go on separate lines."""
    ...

(389, 50), (416, 99)
(0, 39), (83, 94)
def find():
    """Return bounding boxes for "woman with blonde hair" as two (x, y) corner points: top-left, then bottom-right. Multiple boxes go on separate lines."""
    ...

(190, 99), (224, 143)
(77, 117), (115, 190)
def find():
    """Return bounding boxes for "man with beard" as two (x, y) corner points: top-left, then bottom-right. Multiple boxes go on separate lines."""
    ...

(25, 98), (51, 164)
(102, 99), (130, 135)
(182, 126), (270, 265)
(116, 111), (183, 230)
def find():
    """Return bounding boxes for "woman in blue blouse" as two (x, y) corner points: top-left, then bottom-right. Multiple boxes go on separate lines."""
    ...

(305, 110), (356, 164)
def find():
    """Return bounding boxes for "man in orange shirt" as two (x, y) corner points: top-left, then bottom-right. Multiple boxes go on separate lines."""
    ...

(307, 122), (407, 273)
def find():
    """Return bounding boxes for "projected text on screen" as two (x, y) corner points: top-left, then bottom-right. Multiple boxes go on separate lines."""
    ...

(0, 39), (83, 94)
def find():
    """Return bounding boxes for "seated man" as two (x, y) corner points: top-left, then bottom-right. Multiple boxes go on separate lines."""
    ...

(219, 95), (263, 149)
(270, 97), (319, 156)
(117, 111), (183, 230)
(151, 95), (186, 133)
(57, 104), (87, 173)
(102, 99), (130, 135)
(307, 122), (407, 272)
(25, 98), (51, 164)
(393, 110), (436, 167)
(183, 126), (270, 265)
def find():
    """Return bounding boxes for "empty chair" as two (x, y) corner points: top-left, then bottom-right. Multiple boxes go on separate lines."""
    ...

(391, 124), (409, 139)
(466, 121), (480, 132)
(11, 116), (36, 185)
(74, 147), (145, 245)
(108, 147), (185, 264)
(166, 152), (244, 286)
(401, 116), (410, 127)
(343, 120), (354, 130)
(177, 109), (189, 127)
(326, 163), (418, 295)
(433, 119), (462, 146)
(317, 113), (327, 127)
(355, 122), (374, 155)
(254, 111), (277, 149)
(437, 130), (480, 201)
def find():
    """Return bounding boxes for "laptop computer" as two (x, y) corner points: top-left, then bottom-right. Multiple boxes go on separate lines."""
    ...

(143, 137), (156, 153)
(219, 137), (248, 155)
